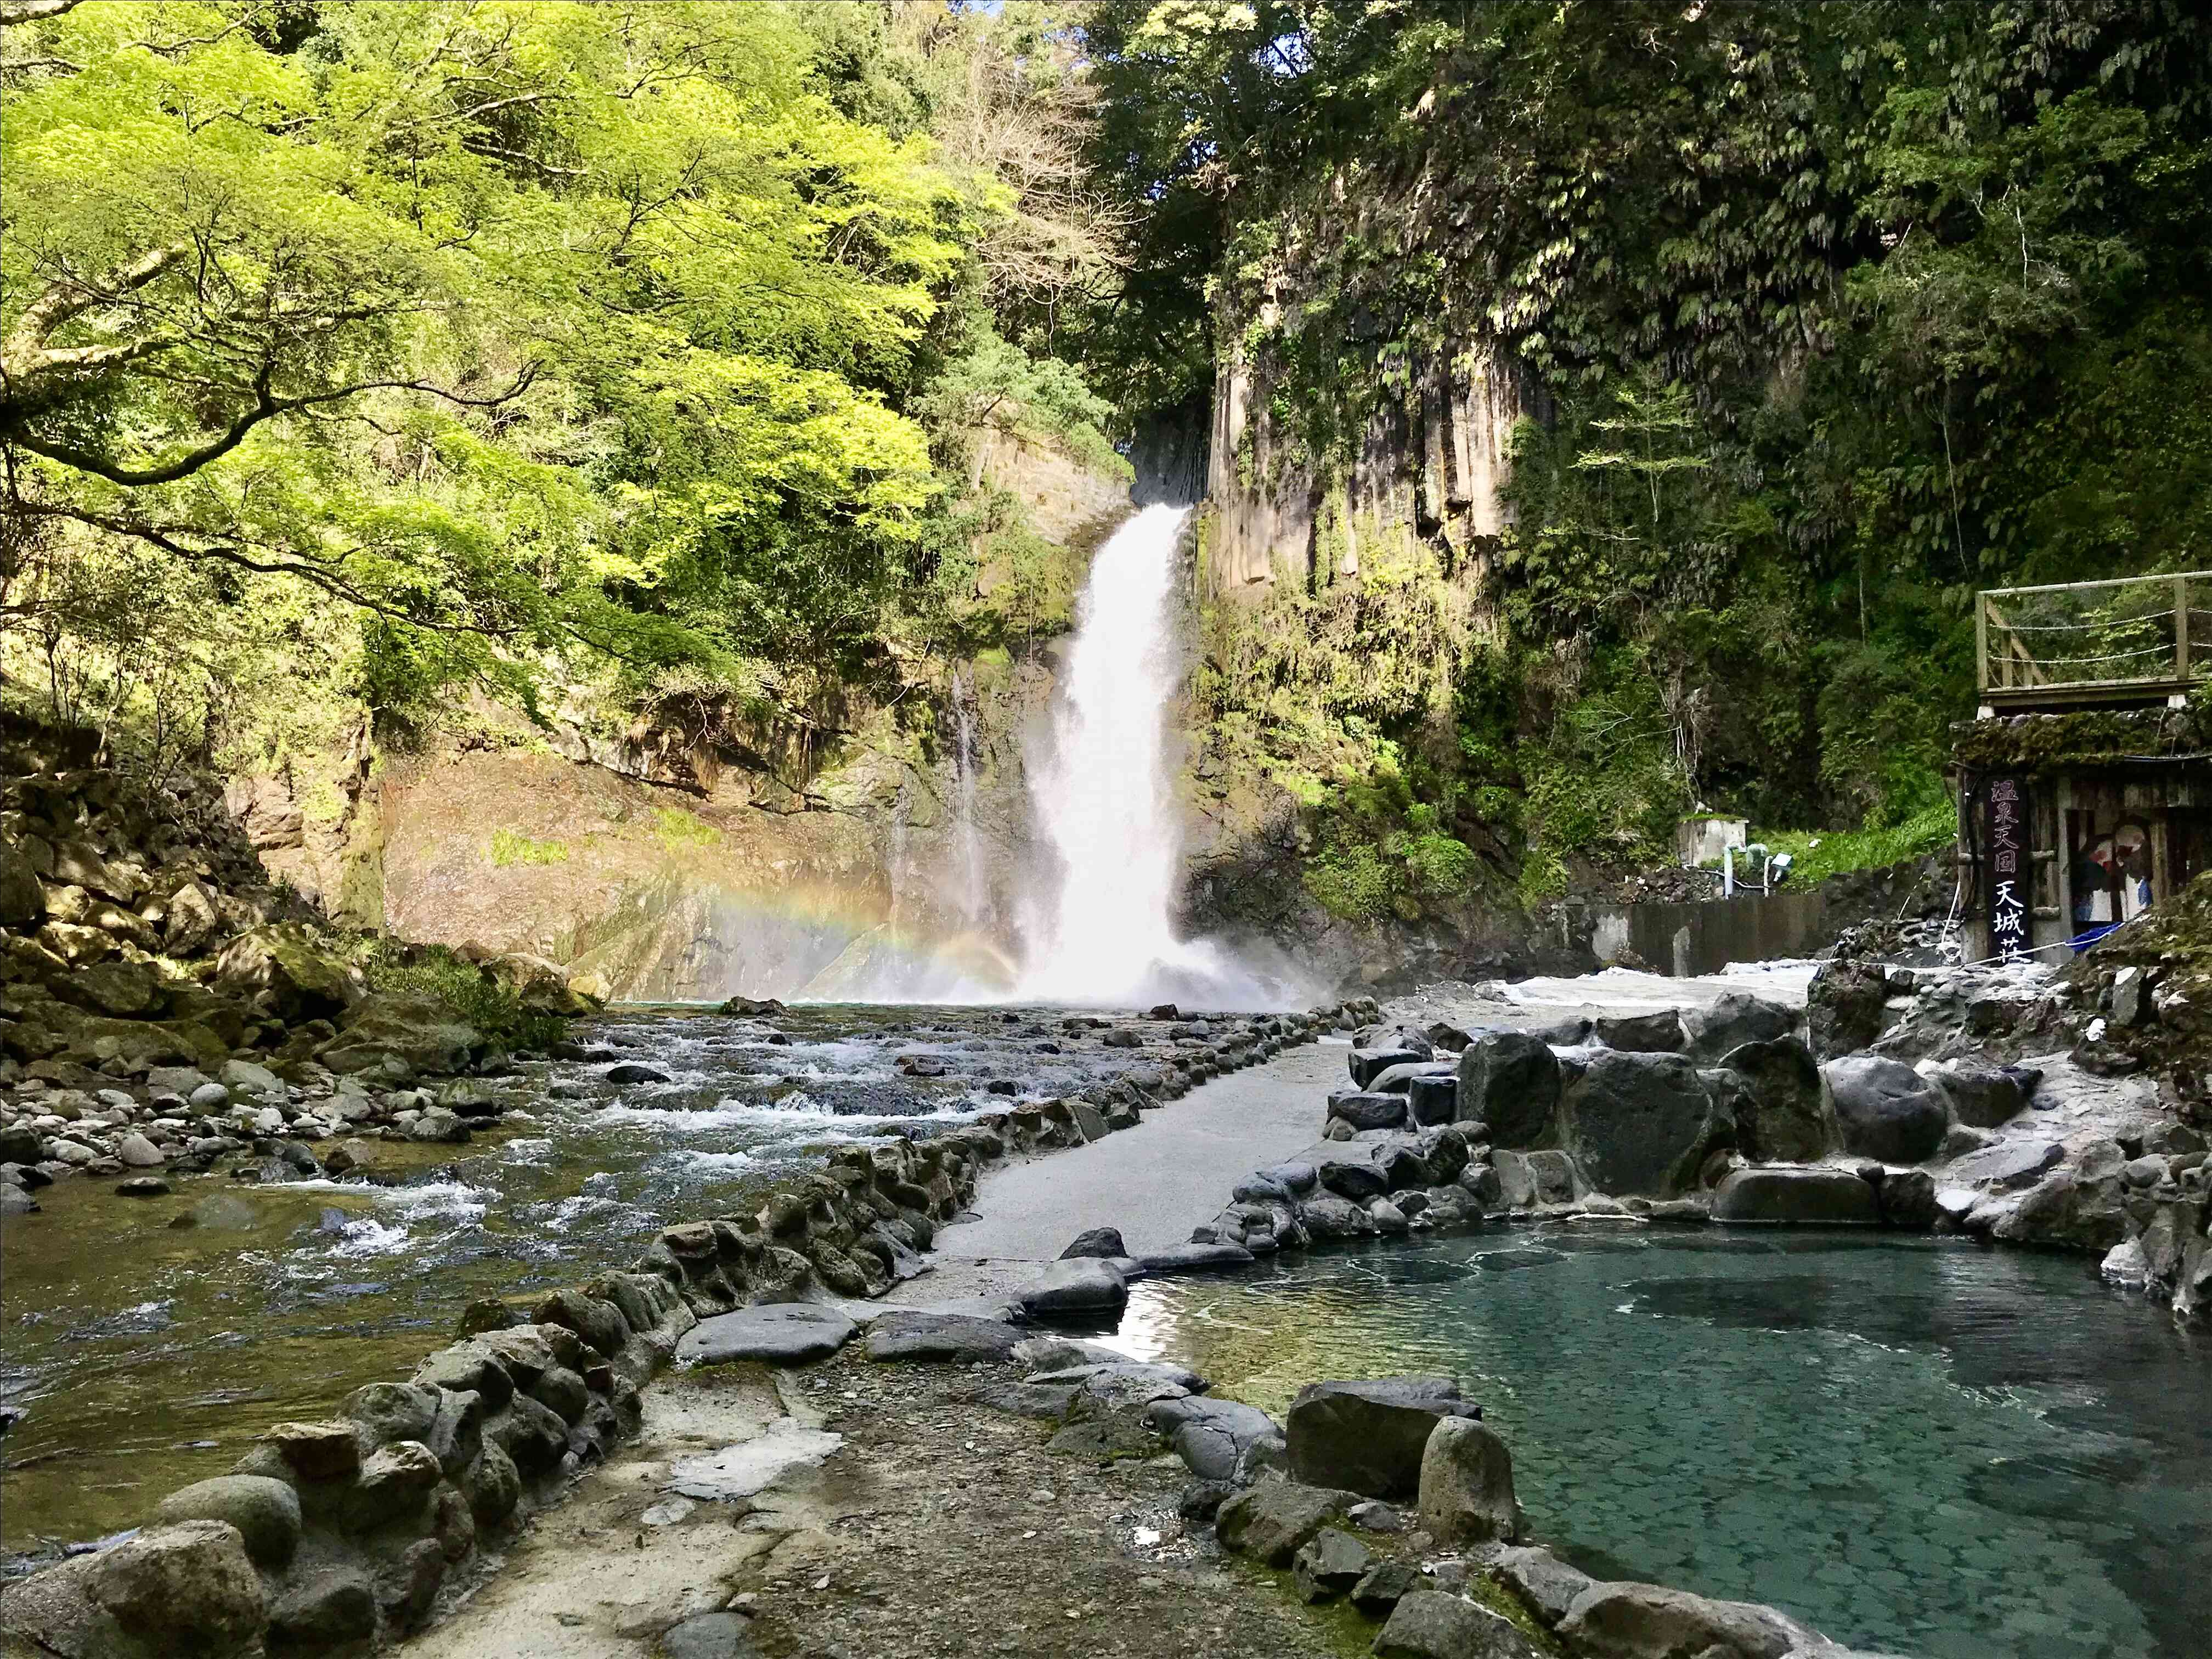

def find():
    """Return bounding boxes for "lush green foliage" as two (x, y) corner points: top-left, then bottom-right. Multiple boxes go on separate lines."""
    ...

(1099, 0), (2212, 899)
(0, 0), (1121, 776)
(359, 937), (565, 1052)
(1754, 804), (1959, 889)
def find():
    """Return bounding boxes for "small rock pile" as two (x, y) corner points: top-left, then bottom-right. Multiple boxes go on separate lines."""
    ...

(0, 722), (593, 1217)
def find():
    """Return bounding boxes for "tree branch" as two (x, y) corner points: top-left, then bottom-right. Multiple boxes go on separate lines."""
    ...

(0, 0), (83, 26)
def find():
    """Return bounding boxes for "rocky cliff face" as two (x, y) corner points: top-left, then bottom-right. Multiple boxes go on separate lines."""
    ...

(1204, 325), (1537, 600)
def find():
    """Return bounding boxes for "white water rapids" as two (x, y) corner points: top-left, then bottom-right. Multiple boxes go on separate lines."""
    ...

(1014, 504), (1259, 1006)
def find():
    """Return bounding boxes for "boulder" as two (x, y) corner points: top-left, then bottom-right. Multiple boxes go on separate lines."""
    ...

(1716, 1037), (1829, 1163)
(1351, 1559), (1424, 1615)
(1351, 1047), (1430, 1088)
(1947, 1138), (2064, 1188)
(1929, 1060), (2028, 1129)
(151, 1475), (302, 1568)
(1329, 1091), (1411, 1131)
(0, 1520), (267, 1659)
(1407, 1072), (1459, 1126)
(1285, 1377), (1480, 1499)
(1148, 1396), (1283, 1482)
(1685, 992), (1797, 1060)
(1492, 1545), (1596, 1628)
(0, 839), (46, 927)
(163, 880), (222, 956)
(1138, 1241), (1257, 1274)
(1059, 1226), (1127, 1259)
(1454, 1032), (1561, 1146)
(1593, 1010), (1685, 1053)
(1214, 1481), (1349, 1567)
(1712, 1167), (1880, 1225)
(1821, 1056), (1948, 1165)
(1014, 1257), (1128, 1321)
(1317, 1155), (1390, 1202)
(1291, 1527), (1371, 1603)
(678, 1304), (856, 1365)
(319, 993), (479, 1077)
(1560, 1052), (1725, 1198)
(1555, 1581), (1813, 1659)
(215, 925), (360, 1022)
(1418, 1414), (1519, 1543)
(864, 1312), (1025, 1363)
(1806, 958), (1887, 1058)
(604, 1060), (672, 1085)
(1878, 1167), (1939, 1229)
(1374, 1591), (1544, 1658)
(267, 1567), (376, 1647)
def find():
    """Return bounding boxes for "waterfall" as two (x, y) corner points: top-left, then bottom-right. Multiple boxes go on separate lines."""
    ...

(949, 669), (987, 932)
(1015, 503), (1256, 1006)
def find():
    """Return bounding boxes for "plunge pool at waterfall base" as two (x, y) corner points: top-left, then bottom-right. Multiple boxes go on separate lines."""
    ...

(1105, 1225), (2211, 1659)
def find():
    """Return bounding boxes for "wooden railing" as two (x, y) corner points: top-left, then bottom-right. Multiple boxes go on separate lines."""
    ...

(1978, 572), (2212, 709)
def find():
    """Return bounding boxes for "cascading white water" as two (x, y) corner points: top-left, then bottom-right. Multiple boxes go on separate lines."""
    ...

(1015, 503), (1253, 1005)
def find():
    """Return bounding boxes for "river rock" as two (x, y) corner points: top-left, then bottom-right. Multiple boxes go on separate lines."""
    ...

(1317, 1154), (1390, 1201)
(1685, 992), (1797, 1060)
(1015, 1256), (1129, 1321)
(1807, 958), (1888, 1057)
(1593, 1009), (1685, 1053)
(0, 1122), (43, 1165)
(1929, 1059), (2030, 1128)
(1555, 1580), (1816, 1659)
(1214, 1481), (1350, 1566)
(1351, 1046), (1429, 1088)
(1560, 1052), (1725, 1198)
(153, 1475), (302, 1568)
(1138, 1241), (1257, 1273)
(112, 1131), (163, 1167)
(864, 1312), (1025, 1362)
(1417, 1414), (1520, 1543)
(1291, 1526), (1372, 1602)
(1454, 1032), (1560, 1146)
(0, 1521), (267, 1659)
(1059, 1226), (1127, 1259)
(1717, 1037), (1829, 1162)
(1374, 1591), (1543, 1658)
(679, 1304), (856, 1365)
(1712, 1166), (1880, 1224)
(1285, 1377), (1480, 1498)
(319, 992), (478, 1076)
(258, 1419), (363, 1481)
(267, 1567), (376, 1647)
(1148, 1396), (1283, 1481)
(1879, 1167), (1939, 1229)
(1822, 1056), (1948, 1164)
(1408, 1071), (1459, 1125)
(1493, 1545), (1597, 1628)
(1329, 1090), (1410, 1131)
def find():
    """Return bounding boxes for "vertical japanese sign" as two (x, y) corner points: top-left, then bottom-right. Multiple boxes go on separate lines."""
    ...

(1985, 776), (2031, 962)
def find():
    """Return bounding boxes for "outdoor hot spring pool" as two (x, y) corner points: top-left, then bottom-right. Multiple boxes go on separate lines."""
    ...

(1106, 1225), (2211, 1659)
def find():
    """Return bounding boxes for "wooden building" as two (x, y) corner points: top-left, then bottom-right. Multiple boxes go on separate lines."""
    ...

(1956, 573), (2212, 962)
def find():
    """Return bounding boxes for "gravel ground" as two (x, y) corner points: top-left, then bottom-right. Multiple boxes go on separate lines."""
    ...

(406, 1347), (1364, 1659)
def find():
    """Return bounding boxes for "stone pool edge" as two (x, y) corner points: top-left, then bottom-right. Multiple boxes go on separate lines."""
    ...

(0, 997), (1374, 1655)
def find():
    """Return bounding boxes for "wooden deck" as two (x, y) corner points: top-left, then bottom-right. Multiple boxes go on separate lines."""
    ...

(1978, 572), (2212, 711)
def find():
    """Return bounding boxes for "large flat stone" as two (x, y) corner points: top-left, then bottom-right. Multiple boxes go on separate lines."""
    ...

(862, 1312), (1024, 1363)
(1947, 1138), (2064, 1188)
(1013, 1257), (1128, 1321)
(677, 1304), (856, 1366)
(1712, 1166), (1880, 1225)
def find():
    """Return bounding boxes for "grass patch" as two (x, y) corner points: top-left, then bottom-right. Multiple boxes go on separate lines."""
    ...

(488, 829), (571, 867)
(652, 806), (720, 853)
(360, 940), (568, 1054)
(1751, 801), (1955, 887)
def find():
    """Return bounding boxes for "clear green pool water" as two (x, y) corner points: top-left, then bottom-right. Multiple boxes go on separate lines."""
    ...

(1111, 1226), (2211, 1659)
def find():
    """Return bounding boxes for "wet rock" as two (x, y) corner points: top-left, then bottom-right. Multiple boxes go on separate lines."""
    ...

(1214, 1480), (1350, 1567)
(115, 1131), (164, 1167)
(267, 1566), (376, 1647)
(1374, 1590), (1543, 1658)
(1317, 1155), (1390, 1201)
(1418, 1414), (1519, 1543)
(1716, 1038), (1829, 1163)
(0, 1122), (43, 1165)
(114, 1175), (170, 1197)
(679, 1304), (856, 1365)
(1059, 1226), (1127, 1259)
(864, 1312), (1025, 1363)
(1593, 1010), (1685, 1053)
(1408, 1071), (1459, 1125)
(1286, 1377), (1480, 1499)
(1014, 1256), (1129, 1322)
(1685, 992), (1797, 1060)
(1137, 1241), (1256, 1274)
(1454, 1032), (1560, 1146)
(1561, 1052), (1726, 1198)
(1292, 1526), (1371, 1602)
(404, 1108), (471, 1144)
(1822, 1056), (1948, 1164)
(1555, 1580), (1814, 1659)
(153, 1475), (302, 1568)
(1878, 1167), (1939, 1229)
(1712, 1167), (1880, 1224)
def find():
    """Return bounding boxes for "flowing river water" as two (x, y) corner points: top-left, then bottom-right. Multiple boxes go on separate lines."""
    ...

(0, 1001), (1190, 1561)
